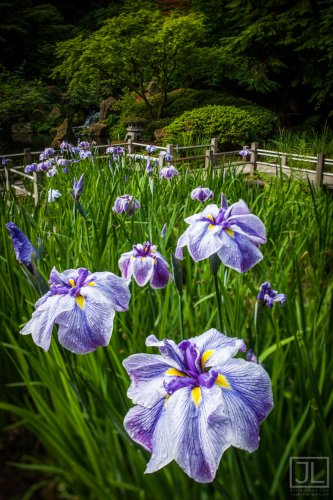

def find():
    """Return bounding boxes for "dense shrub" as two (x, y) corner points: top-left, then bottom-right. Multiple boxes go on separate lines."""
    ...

(165, 105), (279, 148)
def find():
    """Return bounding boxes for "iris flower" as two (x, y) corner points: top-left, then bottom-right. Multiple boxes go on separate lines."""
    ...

(123, 329), (273, 483)
(113, 194), (140, 216)
(191, 186), (214, 203)
(119, 242), (172, 289)
(257, 282), (286, 308)
(70, 174), (84, 201)
(146, 145), (157, 154)
(21, 267), (130, 354)
(6, 222), (36, 267)
(48, 189), (61, 202)
(160, 166), (178, 180)
(175, 194), (266, 272)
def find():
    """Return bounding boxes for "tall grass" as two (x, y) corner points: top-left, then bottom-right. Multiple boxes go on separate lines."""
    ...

(266, 125), (333, 156)
(0, 154), (332, 499)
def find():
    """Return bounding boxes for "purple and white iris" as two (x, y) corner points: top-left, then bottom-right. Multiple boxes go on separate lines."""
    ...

(146, 145), (157, 154)
(123, 329), (273, 482)
(48, 189), (62, 203)
(21, 267), (131, 354)
(113, 195), (140, 216)
(70, 174), (84, 201)
(160, 166), (179, 180)
(6, 222), (36, 267)
(191, 186), (214, 203)
(119, 242), (172, 289)
(257, 282), (286, 308)
(175, 194), (266, 272)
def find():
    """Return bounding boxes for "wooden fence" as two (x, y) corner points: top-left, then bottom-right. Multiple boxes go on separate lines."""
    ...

(1, 139), (333, 205)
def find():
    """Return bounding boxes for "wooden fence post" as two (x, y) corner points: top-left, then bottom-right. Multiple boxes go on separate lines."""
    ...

(315, 153), (324, 188)
(24, 148), (32, 164)
(127, 138), (133, 154)
(205, 149), (213, 169)
(166, 144), (174, 156)
(250, 142), (258, 172)
(210, 137), (218, 154)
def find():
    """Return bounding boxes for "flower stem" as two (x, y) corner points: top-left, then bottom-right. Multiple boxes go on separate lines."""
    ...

(213, 272), (223, 332)
(179, 291), (184, 341)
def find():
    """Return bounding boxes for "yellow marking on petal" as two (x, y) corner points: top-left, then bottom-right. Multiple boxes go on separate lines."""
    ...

(68, 279), (75, 287)
(206, 214), (214, 221)
(225, 228), (234, 238)
(208, 224), (215, 230)
(216, 374), (230, 389)
(141, 257), (146, 262)
(165, 368), (186, 377)
(154, 258), (157, 265)
(75, 295), (85, 309)
(87, 281), (96, 286)
(130, 255), (135, 261)
(201, 350), (215, 370)
(191, 386), (202, 408)
(164, 394), (170, 407)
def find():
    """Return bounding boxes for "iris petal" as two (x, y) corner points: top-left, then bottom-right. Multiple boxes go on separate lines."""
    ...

(216, 358), (273, 452)
(20, 294), (74, 351)
(217, 231), (263, 272)
(133, 257), (154, 286)
(187, 221), (223, 262)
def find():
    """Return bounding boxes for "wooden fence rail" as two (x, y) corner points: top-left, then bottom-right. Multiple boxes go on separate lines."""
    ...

(1, 138), (333, 205)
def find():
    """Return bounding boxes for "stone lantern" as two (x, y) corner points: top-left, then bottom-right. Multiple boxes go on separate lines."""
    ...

(124, 117), (146, 141)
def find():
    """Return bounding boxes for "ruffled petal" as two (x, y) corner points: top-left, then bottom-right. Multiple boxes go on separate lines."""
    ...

(146, 335), (186, 370)
(89, 272), (131, 311)
(225, 200), (250, 218)
(150, 256), (171, 289)
(20, 294), (74, 351)
(123, 353), (174, 407)
(146, 385), (231, 482)
(228, 214), (266, 245)
(187, 221), (223, 262)
(132, 256), (154, 286)
(124, 398), (166, 453)
(118, 252), (134, 280)
(216, 358), (273, 452)
(189, 329), (246, 368)
(56, 294), (115, 354)
(217, 231), (263, 272)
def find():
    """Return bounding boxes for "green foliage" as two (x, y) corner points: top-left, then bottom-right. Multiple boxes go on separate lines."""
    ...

(165, 104), (279, 147)
(0, 66), (49, 132)
(0, 154), (332, 498)
(52, 9), (210, 119)
(266, 125), (333, 157)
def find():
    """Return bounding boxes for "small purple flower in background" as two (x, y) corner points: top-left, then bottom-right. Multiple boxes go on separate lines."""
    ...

(106, 146), (125, 160)
(239, 146), (251, 158)
(24, 163), (38, 174)
(119, 242), (172, 289)
(62, 167), (69, 174)
(57, 158), (70, 167)
(160, 165), (179, 180)
(37, 160), (53, 172)
(70, 174), (84, 201)
(146, 158), (153, 174)
(146, 145), (157, 154)
(160, 151), (173, 162)
(60, 141), (73, 152)
(48, 189), (62, 203)
(123, 329), (273, 483)
(6, 222), (36, 267)
(39, 148), (55, 161)
(113, 194), (140, 216)
(79, 150), (93, 160)
(257, 281), (286, 308)
(1, 158), (8, 166)
(46, 168), (58, 177)
(175, 194), (266, 272)
(191, 186), (214, 203)
(20, 267), (131, 354)
(78, 141), (90, 149)
(72, 146), (81, 155)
